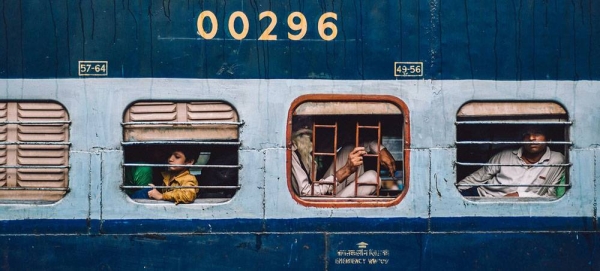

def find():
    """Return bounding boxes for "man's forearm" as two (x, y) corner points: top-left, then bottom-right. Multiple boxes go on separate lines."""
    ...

(334, 165), (356, 183)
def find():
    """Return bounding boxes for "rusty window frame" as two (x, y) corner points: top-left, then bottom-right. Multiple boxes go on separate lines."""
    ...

(287, 94), (410, 208)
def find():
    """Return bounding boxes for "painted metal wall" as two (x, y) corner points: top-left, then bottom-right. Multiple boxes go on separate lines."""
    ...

(0, 0), (599, 270)
(0, 1), (598, 80)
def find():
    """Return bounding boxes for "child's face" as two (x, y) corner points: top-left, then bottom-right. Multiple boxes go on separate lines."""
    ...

(167, 151), (192, 172)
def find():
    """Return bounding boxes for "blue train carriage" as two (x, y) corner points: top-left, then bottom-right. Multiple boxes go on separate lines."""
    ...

(0, 0), (599, 270)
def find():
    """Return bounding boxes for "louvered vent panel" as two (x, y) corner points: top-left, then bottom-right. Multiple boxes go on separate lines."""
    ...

(126, 102), (177, 122)
(0, 102), (70, 201)
(124, 101), (239, 141)
(0, 103), (6, 187)
(187, 102), (238, 121)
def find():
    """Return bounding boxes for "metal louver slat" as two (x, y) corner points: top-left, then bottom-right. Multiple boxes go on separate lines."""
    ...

(0, 103), (7, 188)
(0, 102), (70, 201)
(127, 103), (177, 122)
(124, 101), (240, 141)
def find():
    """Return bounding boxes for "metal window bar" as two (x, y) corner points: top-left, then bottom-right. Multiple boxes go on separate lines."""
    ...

(121, 185), (240, 190)
(311, 123), (338, 196)
(355, 122), (382, 197)
(455, 121), (572, 125)
(456, 183), (571, 188)
(0, 165), (69, 169)
(456, 141), (572, 145)
(298, 197), (395, 202)
(0, 108), (70, 195)
(0, 142), (71, 146)
(123, 163), (240, 169)
(121, 141), (240, 146)
(122, 121), (244, 126)
(455, 162), (571, 167)
(0, 121), (71, 125)
(455, 119), (572, 193)
(0, 187), (70, 191)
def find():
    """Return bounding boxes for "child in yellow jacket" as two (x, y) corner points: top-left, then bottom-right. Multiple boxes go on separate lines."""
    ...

(148, 147), (199, 204)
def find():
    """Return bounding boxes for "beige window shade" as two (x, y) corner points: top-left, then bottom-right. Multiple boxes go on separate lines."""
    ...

(457, 102), (567, 117)
(123, 102), (239, 141)
(0, 102), (70, 202)
(294, 101), (402, 115)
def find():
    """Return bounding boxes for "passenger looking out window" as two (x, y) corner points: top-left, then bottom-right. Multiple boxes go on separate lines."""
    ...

(457, 126), (565, 197)
(291, 117), (397, 197)
(287, 95), (409, 207)
(122, 101), (241, 202)
(124, 145), (164, 197)
(455, 101), (571, 199)
(147, 146), (200, 204)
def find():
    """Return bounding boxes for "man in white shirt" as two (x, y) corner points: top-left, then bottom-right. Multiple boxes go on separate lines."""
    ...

(457, 126), (566, 197)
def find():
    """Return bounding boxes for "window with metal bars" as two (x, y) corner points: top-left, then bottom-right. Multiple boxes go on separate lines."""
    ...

(455, 101), (571, 199)
(0, 102), (70, 203)
(287, 95), (409, 207)
(122, 101), (242, 202)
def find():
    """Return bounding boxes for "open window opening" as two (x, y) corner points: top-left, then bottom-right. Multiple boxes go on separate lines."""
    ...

(122, 101), (241, 204)
(0, 102), (70, 203)
(455, 101), (571, 200)
(288, 95), (410, 207)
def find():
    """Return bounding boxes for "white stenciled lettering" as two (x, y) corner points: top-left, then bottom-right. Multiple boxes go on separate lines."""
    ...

(335, 258), (367, 264)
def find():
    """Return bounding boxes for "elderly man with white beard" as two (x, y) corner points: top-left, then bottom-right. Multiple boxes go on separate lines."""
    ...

(290, 119), (397, 197)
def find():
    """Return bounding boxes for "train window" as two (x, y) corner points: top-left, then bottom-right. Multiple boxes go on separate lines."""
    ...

(0, 102), (70, 203)
(287, 95), (410, 207)
(122, 101), (241, 203)
(455, 101), (571, 200)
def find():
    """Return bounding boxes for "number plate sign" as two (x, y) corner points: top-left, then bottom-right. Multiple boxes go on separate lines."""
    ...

(78, 61), (108, 77)
(394, 62), (423, 77)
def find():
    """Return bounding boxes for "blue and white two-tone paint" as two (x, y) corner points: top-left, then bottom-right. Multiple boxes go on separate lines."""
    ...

(0, 0), (599, 270)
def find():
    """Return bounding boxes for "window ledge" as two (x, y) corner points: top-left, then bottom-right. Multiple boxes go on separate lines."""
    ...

(132, 198), (231, 204)
(463, 196), (559, 202)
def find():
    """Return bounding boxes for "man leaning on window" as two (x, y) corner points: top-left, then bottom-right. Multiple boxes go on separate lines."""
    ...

(457, 126), (566, 197)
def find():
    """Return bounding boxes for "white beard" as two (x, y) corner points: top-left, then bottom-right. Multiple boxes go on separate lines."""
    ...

(293, 134), (313, 175)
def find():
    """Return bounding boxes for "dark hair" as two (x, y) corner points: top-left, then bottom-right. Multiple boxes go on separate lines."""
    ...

(520, 125), (548, 138)
(169, 145), (199, 163)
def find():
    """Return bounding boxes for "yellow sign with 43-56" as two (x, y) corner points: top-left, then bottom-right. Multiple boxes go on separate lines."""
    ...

(197, 11), (338, 41)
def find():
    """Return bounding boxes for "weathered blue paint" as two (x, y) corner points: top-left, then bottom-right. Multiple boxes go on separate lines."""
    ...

(0, 231), (597, 270)
(0, 217), (594, 235)
(0, 0), (599, 270)
(0, 1), (598, 80)
(0, 78), (596, 270)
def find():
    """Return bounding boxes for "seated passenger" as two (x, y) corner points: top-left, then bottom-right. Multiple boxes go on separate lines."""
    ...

(148, 146), (199, 204)
(291, 119), (396, 197)
(125, 146), (165, 198)
(125, 166), (153, 196)
(457, 126), (566, 197)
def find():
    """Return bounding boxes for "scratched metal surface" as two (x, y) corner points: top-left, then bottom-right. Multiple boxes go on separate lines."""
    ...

(0, 79), (595, 223)
(0, 0), (599, 270)
(0, 0), (598, 80)
(0, 232), (597, 270)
